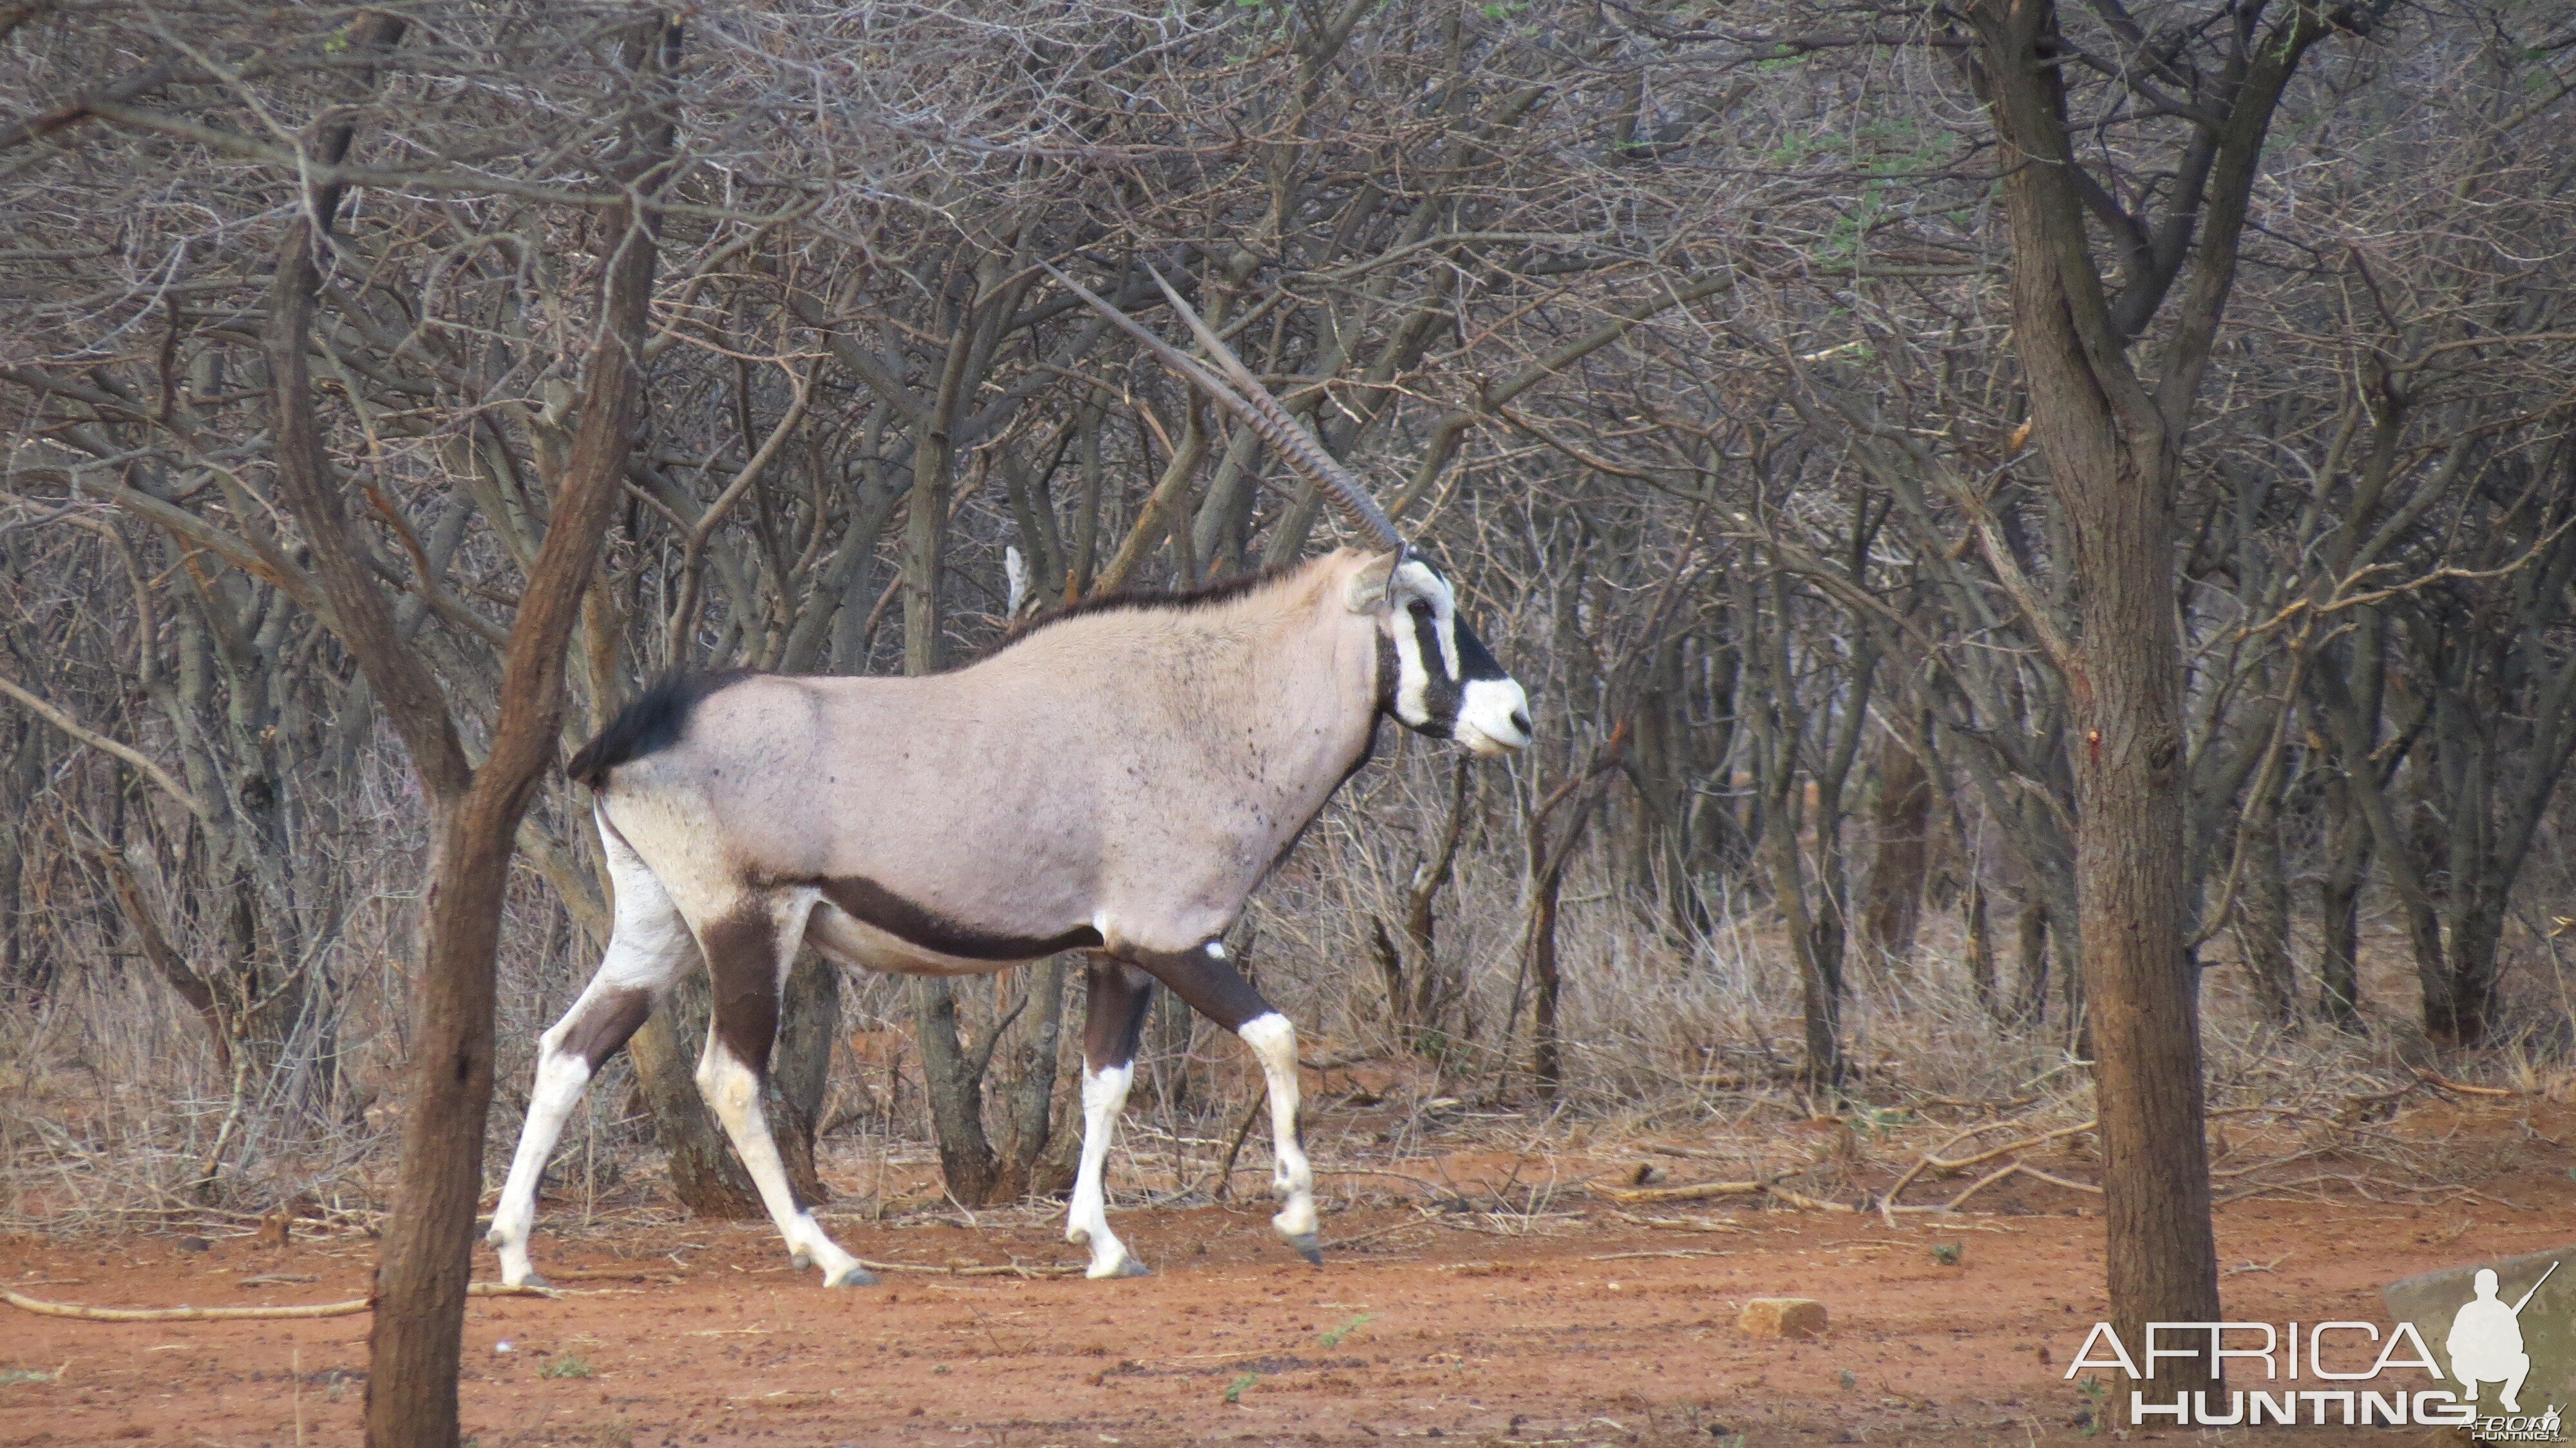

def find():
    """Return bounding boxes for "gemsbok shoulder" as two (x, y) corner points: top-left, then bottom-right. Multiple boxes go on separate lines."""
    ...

(486, 266), (1531, 1288)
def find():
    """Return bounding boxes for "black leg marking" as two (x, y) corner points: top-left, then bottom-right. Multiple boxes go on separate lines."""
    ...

(559, 987), (654, 1071)
(1083, 957), (1155, 1071)
(1117, 942), (1271, 1033)
(698, 908), (781, 1074)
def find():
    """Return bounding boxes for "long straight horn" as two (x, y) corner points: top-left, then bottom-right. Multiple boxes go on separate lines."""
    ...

(1041, 260), (1406, 553)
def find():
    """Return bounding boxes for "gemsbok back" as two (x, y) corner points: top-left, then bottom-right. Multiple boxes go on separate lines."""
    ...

(487, 266), (1532, 1288)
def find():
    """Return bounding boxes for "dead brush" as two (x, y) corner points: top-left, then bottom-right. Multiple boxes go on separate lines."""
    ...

(8, 748), (2571, 1239)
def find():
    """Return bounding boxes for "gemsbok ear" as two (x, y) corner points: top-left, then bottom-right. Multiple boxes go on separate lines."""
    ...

(1344, 553), (1400, 612)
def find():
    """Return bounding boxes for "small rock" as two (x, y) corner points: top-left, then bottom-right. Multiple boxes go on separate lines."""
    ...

(1738, 1297), (1828, 1339)
(177, 1237), (211, 1253)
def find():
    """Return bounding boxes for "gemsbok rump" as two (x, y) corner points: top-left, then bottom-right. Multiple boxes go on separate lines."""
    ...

(487, 267), (1531, 1288)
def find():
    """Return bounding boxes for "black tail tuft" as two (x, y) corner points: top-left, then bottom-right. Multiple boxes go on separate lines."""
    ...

(565, 670), (754, 790)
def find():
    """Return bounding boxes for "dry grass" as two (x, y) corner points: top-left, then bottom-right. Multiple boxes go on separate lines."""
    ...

(5, 750), (2570, 1239)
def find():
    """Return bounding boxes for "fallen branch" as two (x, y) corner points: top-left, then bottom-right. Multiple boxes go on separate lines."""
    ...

(1874, 1116), (2105, 1224)
(2, 1281), (554, 1322)
(1590, 1176), (1772, 1204)
(853, 1258), (1085, 1279)
(1608, 1210), (1746, 1234)
(1589, 1174), (1860, 1213)
(2412, 1067), (2514, 1098)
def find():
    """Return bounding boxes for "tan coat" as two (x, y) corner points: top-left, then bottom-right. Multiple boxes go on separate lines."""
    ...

(599, 549), (1390, 973)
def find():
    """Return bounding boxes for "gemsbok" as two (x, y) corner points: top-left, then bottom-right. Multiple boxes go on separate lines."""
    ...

(486, 265), (1531, 1288)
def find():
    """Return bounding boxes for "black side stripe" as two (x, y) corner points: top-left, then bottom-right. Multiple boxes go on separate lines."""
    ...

(805, 875), (1103, 961)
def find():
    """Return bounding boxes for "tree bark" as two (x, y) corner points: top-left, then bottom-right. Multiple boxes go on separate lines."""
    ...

(1964, 873), (1996, 1013)
(252, 17), (676, 1444)
(1766, 799), (1841, 1086)
(998, 955), (1070, 1198)
(2055, 438), (2219, 1404)
(2316, 769), (2368, 1030)
(2235, 790), (2297, 1027)
(2013, 895), (2050, 1027)
(770, 951), (841, 1195)
(1528, 862), (1568, 1094)
(1862, 723), (1931, 975)
(911, 973), (1003, 1204)
(1525, 748), (1618, 1097)
(1960, 0), (2336, 1396)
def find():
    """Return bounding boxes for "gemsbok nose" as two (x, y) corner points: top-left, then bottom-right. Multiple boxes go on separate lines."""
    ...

(1457, 675), (1533, 756)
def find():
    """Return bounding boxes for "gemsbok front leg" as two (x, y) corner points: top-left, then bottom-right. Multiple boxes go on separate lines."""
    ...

(1122, 939), (1320, 1264)
(1066, 958), (1154, 1278)
(690, 892), (873, 1288)
(488, 824), (692, 1288)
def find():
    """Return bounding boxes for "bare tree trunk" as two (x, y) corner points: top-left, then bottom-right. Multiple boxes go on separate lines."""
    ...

(2056, 445), (2219, 1405)
(1962, 0), (2334, 1393)
(900, 265), (1025, 1205)
(254, 17), (676, 1443)
(769, 952), (840, 1195)
(909, 973), (1003, 1204)
(2235, 792), (2297, 1027)
(1631, 635), (1689, 904)
(2013, 895), (2050, 1026)
(1377, 758), (1473, 1053)
(1526, 745), (1619, 1097)
(2316, 770), (2368, 1031)
(2397, 759), (2459, 1040)
(1862, 723), (1931, 974)
(94, 846), (229, 1074)
(1528, 863), (1568, 1094)
(1767, 801), (1841, 1086)
(1964, 873), (1996, 1013)
(998, 956), (1071, 1198)
(1, 715), (42, 995)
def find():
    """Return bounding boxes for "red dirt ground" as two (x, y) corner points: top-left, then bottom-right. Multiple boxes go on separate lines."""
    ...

(6, 1100), (2570, 1447)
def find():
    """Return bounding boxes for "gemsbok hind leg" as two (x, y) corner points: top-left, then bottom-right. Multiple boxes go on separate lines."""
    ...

(690, 893), (873, 1288)
(1066, 958), (1154, 1279)
(488, 825), (692, 1288)
(1121, 940), (1320, 1265)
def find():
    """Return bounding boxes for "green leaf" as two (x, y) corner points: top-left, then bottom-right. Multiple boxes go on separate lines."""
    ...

(1318, 1313), (1374, 1348)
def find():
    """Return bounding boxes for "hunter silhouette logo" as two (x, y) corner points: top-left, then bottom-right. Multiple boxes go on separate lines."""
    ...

(2061, 1249), (2574, 1434)
(2451, 1262), (2555, 1415)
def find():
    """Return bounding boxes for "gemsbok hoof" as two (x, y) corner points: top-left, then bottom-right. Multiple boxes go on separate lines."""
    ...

(1289, 1234), (1324, 1266)
(822, 1261), (876, 1288)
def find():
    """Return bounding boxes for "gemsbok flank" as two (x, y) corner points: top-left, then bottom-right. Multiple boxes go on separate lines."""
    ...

(486, 265), (1531, 1289)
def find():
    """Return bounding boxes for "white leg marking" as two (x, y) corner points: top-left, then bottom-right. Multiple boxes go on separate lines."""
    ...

(1066, 1062), (1145, 1278)
(488, 1034), (592, 1288)
(696, 1031), (871, 1288)
(488, 823), (690, 1288)
(1238, 1011), (1318, 1257)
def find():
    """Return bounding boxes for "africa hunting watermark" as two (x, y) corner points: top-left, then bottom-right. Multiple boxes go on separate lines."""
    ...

(2061, 1257), (2564, 1438)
